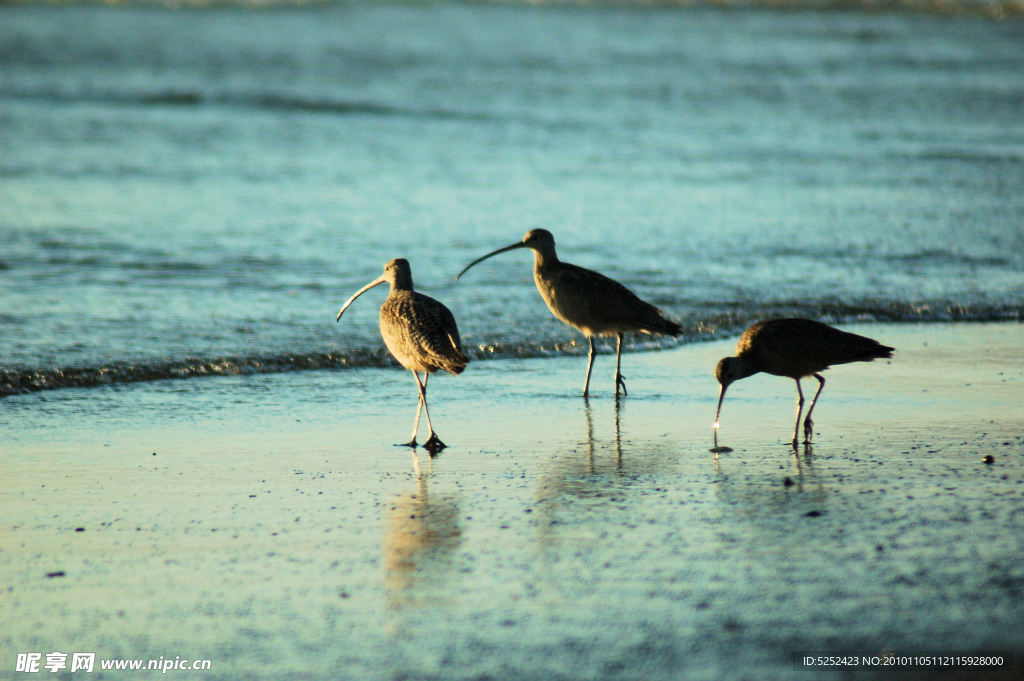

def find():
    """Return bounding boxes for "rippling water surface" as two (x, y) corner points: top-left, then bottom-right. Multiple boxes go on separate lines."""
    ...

(2, 1), (1023, 395)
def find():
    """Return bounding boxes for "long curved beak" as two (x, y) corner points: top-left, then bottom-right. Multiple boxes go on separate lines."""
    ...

(710, 382), (733, 452)
(455, 242), (527, 281)
(713, 383), (729, 431)
(335, 277), (386, 322)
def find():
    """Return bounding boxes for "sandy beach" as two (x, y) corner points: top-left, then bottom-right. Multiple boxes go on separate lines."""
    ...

(1, 322), (1022, 680)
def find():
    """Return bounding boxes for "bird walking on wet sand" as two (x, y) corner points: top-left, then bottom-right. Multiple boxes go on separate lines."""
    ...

(456, 228), (681, 397)
(712, 318), (894, 451)
(336, 258), (468, 454)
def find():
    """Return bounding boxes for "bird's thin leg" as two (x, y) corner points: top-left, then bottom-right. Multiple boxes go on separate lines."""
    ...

(418, 373), (446, 454)
(791, 379), (805, 449)
(399, 371), (425, 448)
(803, 373), (826, 444)
(614, 332), (628, 396)
(582, 336), (596, 397)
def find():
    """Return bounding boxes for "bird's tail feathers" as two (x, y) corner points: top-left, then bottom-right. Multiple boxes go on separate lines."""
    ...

(442, 351), (470, 375)
(867, 344), (895, 361)
(647, 313), (683, 337)
(849, 340), (894, 363)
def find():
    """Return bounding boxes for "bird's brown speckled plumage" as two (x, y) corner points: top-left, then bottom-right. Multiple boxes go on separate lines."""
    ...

(336, 258), (467, 453)
(380, 289), (467, 376)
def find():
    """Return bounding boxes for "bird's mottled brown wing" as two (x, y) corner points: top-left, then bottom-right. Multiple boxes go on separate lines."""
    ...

(380, 291), (468, 375)
(538, 262), (680, 337)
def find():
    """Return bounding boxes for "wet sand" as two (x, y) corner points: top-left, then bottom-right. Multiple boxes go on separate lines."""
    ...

(2, 322), (1023, 680)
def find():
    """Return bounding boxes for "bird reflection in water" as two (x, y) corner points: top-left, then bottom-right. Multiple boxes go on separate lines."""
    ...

(712, 443), (825, 512)
(582, 395), (624, 474)
(531, 397), (636, 542)
(382, 455), (463, 610)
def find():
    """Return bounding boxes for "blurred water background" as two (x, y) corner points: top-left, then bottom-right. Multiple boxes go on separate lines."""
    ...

(2, 0), (1023, 395)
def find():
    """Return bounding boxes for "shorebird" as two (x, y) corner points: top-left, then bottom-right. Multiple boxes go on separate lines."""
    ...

(712, 318), (894, 450)
(456, 228), (681, 397)
(336, 258), (468, 454)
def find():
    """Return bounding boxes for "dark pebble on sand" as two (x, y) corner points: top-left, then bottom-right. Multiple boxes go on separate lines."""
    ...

(983, 454), (995, 464)
(805, 510), (824, 517)
(784, 476), (795, 487)
(46, 571), (65, 578)
(74, 527), (85, 532)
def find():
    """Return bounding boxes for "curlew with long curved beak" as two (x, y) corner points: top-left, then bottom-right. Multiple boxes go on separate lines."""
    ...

(457, 228), (681, 397)
(337, 258), (468, 454)
(712, 318), (893, 451)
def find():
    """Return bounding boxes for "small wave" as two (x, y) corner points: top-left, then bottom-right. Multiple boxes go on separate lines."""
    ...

(250, 93), (409, 117)
(3, 86), (589, 133)
(915, 148), (1024, 165)
(247, 93), (502, 122)
(6, 0), (1017, 18)
(698, 301), (1024, 327)
(138, 90), (204, 106)
(0, 350), (391, 397)
(761, 245), (1017, 268)
(887, 250), (1016, 267)
(494, 0), (1018, 15)
(3, 305), (1020, 398)
(4, 86), (495, 121)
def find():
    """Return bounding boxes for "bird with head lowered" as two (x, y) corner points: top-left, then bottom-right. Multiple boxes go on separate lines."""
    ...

(712, 318), (894, 452)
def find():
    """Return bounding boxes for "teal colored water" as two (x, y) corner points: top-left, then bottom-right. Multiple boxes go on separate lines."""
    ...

(2, 2), (1023, 394)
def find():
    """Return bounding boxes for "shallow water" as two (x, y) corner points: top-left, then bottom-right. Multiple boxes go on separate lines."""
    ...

(2, 2), (1023, 397)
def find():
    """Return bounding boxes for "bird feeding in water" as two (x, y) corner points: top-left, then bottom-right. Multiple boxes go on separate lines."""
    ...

(456, 228), (682, 397)
(712, 318), (894, 452)
(336, 258), (468, 454)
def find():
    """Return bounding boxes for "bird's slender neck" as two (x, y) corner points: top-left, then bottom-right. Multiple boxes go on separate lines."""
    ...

(731, 354), (761, 381)
(531, 245), (559, 271)
(390, 270), (414, 292)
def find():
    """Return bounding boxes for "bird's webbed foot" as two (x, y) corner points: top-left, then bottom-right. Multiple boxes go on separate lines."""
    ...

(615, 374), (628, 397)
